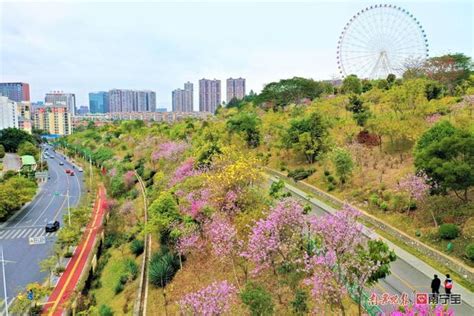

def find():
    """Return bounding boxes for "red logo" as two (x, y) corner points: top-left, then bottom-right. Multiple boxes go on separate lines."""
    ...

(416, 293), (428, 305)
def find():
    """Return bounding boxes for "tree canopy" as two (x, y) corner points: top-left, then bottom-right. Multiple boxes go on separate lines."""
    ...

(256, 77), (333, 110)
(0, 128), (36, 152)
(284, 112), (328, 164)
(415, 124), (474, 202)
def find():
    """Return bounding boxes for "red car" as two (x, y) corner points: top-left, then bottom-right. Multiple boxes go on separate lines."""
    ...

(70, 171), (75, 176)
(65, 169), (71, 174)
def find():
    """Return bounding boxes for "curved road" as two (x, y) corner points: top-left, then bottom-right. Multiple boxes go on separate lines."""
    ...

(0, 144), (83, 312)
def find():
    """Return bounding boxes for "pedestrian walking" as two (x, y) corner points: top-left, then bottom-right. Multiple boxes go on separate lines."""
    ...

(444, 274), (453, 294)
(431, 274), (441, 294)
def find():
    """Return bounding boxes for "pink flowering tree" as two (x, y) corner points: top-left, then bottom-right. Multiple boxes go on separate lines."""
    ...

(123, 170), (136, 189)
(205, 215), (243, 287)
(307, 205), (395, 316)
(398, 172), (436, 225)
(181, 189), (211, 220)
(221, 190), (240, 215)
(398, 173), (431, 202)
(241, 198), (306, 276)
(176, 230), (205, 267)
(169, 158), (200, 187)
(151, 141), (188, 161)
(425, 113), (442, 124)
(306, 205), (364, 314)
(178, 280), (237, 316)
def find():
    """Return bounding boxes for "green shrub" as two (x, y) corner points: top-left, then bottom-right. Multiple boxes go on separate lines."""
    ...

(379, 202), (388, 211)
(149, 251), (180, 287)
(369, 194), (380, 206)
(438, 224), (460, 240)
(130, 239), (144, 256)
(114, 282), (124, 294)
(291, 289), (309, 315)
(64, 251), (73, 258)
(288, 168), (315, 181)
(465, 243), (474, 261)
(99, 304), (114, 316)
(323, 170), (331, 176)
(326, 175), (335, 183)
(124, 258), (139, 280)
(327, 183), (335, 191)
(303, 204), (312, 215)
(54, 266), (65, 275)
(240, 282), (274, 316)
(119, 274), (128, 285)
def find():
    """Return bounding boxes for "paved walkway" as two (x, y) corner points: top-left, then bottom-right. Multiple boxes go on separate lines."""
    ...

(42, 185), (107, 316)
(1, 153), (21, 172)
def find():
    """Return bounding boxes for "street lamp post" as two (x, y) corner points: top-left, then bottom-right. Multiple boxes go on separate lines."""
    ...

(66, 189), (71, 226)
(55, 191), (76, 226)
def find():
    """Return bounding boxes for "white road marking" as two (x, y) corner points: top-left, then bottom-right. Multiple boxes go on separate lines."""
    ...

(27, 228), (39, 237)
(10, 230), (23, 239)
(17, 229), (29, 238)
(33, 228), (44, 237)
(13, 193), (46, 227)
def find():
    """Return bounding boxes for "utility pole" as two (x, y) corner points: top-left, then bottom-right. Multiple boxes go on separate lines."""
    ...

(1, 246), (9, 316)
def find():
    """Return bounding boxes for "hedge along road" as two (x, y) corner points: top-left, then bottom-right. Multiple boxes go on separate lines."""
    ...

(0, 144), (83, 312)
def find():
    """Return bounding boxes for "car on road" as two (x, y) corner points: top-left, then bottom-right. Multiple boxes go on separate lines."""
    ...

(65, 169), (71, 174)
(59, 162), (64, 166)
(78, 167), (83, 172)
(70, 171), (75, 176)
(45, 221), (60, 233)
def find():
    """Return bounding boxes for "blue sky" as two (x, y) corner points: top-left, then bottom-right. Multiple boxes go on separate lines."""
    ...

(0, 0), (472, 110)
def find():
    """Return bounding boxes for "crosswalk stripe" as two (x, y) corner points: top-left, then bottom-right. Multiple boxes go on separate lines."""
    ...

(17, 229), (29, 238)
(11, 230), (22, 239)
(9, 230), (21, 239)
(3, 230), (16, 239)
(0, 231), (8, 238)
(35, 229), (45, 237)
(27, 228), (40, 238)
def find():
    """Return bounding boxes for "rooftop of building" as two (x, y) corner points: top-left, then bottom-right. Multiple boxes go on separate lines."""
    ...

(21, 155), (36, 166)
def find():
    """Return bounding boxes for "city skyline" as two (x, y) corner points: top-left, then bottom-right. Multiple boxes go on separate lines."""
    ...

(1, 1), (472, 109)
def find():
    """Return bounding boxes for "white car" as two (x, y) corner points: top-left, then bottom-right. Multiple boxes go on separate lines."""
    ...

(78, 167), (83, 172)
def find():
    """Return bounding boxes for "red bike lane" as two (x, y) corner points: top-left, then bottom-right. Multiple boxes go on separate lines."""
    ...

(42, 185), (107, 316)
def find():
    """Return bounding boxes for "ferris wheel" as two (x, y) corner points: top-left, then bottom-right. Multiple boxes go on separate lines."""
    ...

(337, 4), (429, 79)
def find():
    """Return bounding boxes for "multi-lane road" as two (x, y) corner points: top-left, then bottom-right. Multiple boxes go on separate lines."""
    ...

(0, 144), (83, 311)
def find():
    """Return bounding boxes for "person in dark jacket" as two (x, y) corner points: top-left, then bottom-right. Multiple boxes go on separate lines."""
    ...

(431, 274), (441, 294)
(444, 274), (453, 294)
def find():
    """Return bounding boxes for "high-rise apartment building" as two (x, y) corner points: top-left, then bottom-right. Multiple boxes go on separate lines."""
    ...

(0, 82), (30, 102)
(108, 89), (156, 112)
(199, 79), (221, 113)
(33, 104), (72, 135)
(226, 78), (246, 102)
(172, 82), (193, 112)
(89, 91), (109, 113)
(17, 102), (32, 134)
(0, 96), (18, 129)
(184, 82), (193, 111)
(45, 91), (76, 116)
